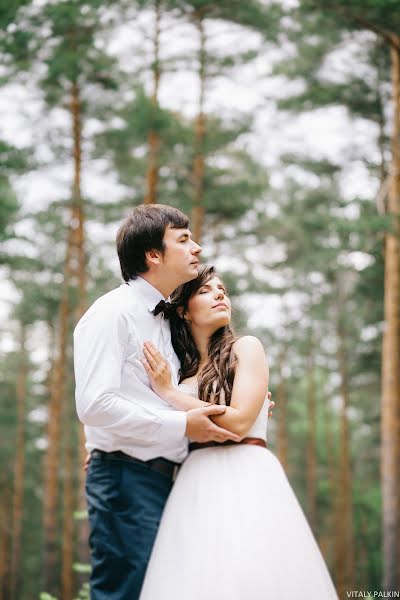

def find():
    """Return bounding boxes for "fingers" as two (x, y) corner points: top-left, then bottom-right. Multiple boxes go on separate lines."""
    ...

(141, 357), (152, 374)
(144, 340), (158, 351)
(202, 404), (226, 415)
(267, 391), (272, 400)
(144, 341), (163, 361)
(143, 342), (168, 373)
(209, 423), (241, 443)
(268, 400), (275, 418)
(201, 406), (241, 441)
(83, 454), (91, 472)
(143, 345), (158, 370)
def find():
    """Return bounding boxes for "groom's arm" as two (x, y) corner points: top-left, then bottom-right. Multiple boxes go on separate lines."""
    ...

(74, 305), (240, 446)
(73, 305), (186, 448)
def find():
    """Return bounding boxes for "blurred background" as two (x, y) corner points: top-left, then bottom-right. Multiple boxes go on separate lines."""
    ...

(1, 1), (399, 598)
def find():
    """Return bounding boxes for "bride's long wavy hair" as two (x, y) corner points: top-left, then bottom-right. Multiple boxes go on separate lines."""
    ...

(170, 265), (238, 406)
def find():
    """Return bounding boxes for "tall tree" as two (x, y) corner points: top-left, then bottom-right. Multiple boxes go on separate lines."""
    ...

(273, 3), (400, 585)
(332, 278), (356, 596)
(306, 340), (317, 530)
(178, 0), (279, 243)
(3, 1), (119, 593)
(144, 0), (163, 204)
(9, 325), (28, 600)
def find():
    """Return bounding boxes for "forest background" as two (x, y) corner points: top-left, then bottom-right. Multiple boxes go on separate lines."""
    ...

(0, 0), (399, 599)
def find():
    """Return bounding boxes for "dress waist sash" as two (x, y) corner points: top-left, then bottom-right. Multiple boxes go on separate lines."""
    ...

(189, 437), (267, 452)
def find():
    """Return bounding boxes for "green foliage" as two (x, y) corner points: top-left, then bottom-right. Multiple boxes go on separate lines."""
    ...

(74, 582), (90, 600)
(0, 0), (387, 596)
(73, 563), (91, 574)
(0, 140), (31, 242)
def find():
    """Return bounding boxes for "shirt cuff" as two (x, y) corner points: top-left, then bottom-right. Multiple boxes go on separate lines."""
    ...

(158, 409), (187, 446)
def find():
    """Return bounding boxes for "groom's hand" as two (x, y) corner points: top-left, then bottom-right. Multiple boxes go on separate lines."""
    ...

(186, 405), (241, 443)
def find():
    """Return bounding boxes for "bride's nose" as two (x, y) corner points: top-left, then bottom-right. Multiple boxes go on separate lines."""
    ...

(215, 288), (224, 299)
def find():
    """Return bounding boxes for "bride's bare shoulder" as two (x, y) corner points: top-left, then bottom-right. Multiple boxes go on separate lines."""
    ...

(233, 336), (265, 356)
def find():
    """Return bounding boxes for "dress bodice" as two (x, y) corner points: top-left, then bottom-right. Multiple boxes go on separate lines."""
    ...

(178, 382), (268, 441)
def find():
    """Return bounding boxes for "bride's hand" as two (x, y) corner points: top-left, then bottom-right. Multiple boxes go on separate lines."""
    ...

(267, 391), (274, 418)
(141, 341), (174, 398)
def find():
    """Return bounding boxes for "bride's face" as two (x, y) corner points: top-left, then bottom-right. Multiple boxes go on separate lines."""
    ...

(185, 276), (231, 332)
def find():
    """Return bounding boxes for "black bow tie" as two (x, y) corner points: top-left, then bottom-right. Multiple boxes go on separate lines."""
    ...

(152, 300), (177, 319)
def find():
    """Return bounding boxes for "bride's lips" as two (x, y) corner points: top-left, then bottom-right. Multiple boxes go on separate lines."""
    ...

(213, 303), (228, 309)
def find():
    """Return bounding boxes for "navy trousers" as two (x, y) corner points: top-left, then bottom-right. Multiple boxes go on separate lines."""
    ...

(86, 452), (173, 600)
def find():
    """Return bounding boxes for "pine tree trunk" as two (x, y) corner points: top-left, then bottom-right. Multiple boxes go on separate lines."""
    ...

(144, 0), (161, 205)
(42, 240), (73, 596)
(10, 326), (27, 600)
(324, 397), (336, 496)
(191, 11), (206, 244)
(0, 476), (12, 600)
(71, 79), (86, 319)
(61, 376), (75, 600)
(324, 391), (336, 568)
(70, 79), (90, 581)
(42, 30), (89, 596)
(334, 311), (355, 596)
(381, 40), (400, 591)
(76, 423), (89, 573)
(306, 351), (317, 531)
(276, 352), (288, 471)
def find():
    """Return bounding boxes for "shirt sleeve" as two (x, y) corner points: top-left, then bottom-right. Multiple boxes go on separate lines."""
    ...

(73, 302), (187, 449)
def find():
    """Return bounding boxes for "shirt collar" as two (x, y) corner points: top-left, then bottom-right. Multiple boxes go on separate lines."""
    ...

(127, 276), (170, 313)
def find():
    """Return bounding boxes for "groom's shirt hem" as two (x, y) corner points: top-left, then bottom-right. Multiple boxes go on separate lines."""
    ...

(83, 409), (187, 463)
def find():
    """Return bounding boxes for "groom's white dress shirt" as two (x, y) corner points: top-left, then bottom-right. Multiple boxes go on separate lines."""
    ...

(73, 276), (188, 463)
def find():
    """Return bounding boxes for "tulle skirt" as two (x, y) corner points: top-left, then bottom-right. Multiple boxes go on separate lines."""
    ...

(140, 445), (338, 600)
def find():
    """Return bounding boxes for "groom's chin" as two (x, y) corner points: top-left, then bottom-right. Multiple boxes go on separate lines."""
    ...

(187, 266), (200, 281)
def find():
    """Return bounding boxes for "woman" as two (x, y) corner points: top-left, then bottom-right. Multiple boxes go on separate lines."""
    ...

(139, 265), (338, 600)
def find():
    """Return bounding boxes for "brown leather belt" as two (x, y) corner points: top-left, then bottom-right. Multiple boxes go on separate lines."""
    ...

(91, 449), (179, 481)
(189, 437), (267, 452)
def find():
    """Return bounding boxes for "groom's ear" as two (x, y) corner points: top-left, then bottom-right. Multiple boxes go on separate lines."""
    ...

(145, 249), (162, 267)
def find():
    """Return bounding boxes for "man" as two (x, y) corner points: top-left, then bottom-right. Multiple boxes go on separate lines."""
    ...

(74, 204), (246, 600)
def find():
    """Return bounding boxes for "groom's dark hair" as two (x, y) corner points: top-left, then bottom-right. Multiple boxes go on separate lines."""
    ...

(117, 204), (189, 281)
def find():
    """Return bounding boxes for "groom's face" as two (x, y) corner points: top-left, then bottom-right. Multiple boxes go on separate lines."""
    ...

(161, 226), (202, 285)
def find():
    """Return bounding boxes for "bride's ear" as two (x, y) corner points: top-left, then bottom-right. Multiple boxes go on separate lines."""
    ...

(177, 306), (191, 323)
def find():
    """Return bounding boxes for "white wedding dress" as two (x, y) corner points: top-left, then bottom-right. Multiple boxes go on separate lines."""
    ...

(140, 384), (338, 600)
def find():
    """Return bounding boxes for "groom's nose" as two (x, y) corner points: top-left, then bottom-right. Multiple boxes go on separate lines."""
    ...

(191, 242), (202, 255)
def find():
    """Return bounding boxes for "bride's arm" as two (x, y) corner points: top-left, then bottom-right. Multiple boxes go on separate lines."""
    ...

(210, 336), (269, 438)
(142, 337), (268, 439)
